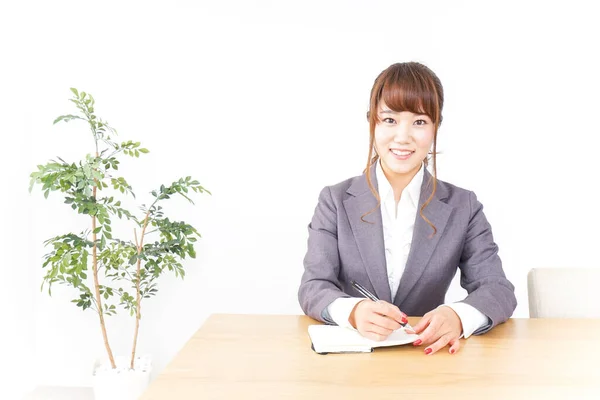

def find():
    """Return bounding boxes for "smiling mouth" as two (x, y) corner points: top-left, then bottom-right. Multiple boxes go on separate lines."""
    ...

(390, 149), (414, 157)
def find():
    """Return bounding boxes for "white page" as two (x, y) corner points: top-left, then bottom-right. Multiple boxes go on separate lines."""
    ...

(308, 325), (419, 353)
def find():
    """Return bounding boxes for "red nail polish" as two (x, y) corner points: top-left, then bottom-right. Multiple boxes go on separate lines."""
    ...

(425, 348), (432, 355)
(413, 339), (422, 346)
(401, 317), (408, 324)
(450, 349), (456, 354)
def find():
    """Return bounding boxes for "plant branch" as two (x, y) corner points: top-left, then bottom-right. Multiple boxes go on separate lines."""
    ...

(122, 265), (136, 283)
(142, 228), (158, 236)
(130, 209), (151, 369)
(92, 184), (116, 369)
(89, 130), (115, 368)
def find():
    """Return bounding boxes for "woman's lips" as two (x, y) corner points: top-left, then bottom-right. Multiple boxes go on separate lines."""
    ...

(390, 149), (414, 160)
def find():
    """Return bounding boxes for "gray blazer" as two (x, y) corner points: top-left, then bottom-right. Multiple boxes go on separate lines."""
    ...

(298, 165), (517, 334)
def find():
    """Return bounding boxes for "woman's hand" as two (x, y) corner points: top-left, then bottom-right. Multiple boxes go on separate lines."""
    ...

(349, 300), (408, 341)
(406, 306), (463, 355)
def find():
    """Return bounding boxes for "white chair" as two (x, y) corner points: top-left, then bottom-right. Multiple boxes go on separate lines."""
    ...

(527, 268), (600, 318)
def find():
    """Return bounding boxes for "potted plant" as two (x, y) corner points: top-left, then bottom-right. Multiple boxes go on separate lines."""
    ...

(29, 88), (210, 400)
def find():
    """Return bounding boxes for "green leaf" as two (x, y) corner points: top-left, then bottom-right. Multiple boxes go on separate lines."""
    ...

(70, 88), (79, 96)
(93, 227), (102, 234)
(139, 148), (149, 154)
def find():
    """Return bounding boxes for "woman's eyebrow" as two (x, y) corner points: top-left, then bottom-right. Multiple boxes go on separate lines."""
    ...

(379, 109), (429, 117)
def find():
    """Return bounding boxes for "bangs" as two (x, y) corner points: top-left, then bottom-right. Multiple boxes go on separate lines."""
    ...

(373, 64), (442, 125)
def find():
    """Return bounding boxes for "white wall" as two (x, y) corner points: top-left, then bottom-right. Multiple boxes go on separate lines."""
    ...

(2, 0), (599, 391)
(0, 81), (36, 397)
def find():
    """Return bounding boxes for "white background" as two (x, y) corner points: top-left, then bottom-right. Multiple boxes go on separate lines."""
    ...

(1, 0), (599, 397)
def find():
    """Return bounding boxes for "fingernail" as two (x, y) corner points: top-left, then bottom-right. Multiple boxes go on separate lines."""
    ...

(450, 349), (456, 354)
(413, 339), (422, 346)
(401, 316), (408, 324)
(425, 348), (432, 355)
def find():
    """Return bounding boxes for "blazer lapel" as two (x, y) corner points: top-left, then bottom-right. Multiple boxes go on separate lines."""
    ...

(343, 164), (392, 303)
(394, 170), (454, 306)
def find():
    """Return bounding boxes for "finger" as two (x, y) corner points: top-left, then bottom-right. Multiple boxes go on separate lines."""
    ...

(365, 322), (394, 337)
(368, 313), (402, 331)
(409, 313), (433, 335)
(404, 323), (416, 334)
(373, 301), (407, 324)
(414, 317), (442, 347)
(424, 334), (452, 355)
(363, 330), (389, 342)
(448, 338), (461, 355)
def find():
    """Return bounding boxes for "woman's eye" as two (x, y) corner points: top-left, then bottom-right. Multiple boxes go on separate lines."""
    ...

(383, 117), (396, 124)
(414, 119), (428, 126)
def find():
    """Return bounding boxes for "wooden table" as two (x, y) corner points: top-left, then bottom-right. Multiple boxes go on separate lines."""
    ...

(140, 314), (600, 399)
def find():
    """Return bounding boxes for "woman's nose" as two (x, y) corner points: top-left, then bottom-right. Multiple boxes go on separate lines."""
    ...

(393, 123), (411, 142)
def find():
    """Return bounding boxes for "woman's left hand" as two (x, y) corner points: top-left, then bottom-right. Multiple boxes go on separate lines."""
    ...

(406, 306), (463, 355)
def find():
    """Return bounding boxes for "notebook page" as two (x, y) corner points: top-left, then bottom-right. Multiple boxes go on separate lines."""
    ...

(308, 325), (419, 353)
(363, 327), (419, 348)
(308, 325), (371, 349)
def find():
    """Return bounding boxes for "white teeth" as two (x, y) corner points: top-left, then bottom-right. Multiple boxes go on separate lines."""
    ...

(391, 149), (413, 156)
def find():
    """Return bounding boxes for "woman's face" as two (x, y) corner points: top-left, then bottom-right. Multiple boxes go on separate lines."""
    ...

(374, 100), (435, 181)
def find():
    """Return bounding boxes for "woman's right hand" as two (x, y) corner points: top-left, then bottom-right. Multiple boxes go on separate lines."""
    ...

(348, 300), (408, 341)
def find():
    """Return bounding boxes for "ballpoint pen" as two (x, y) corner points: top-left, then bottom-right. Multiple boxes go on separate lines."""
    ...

(350, 280), (408, 328)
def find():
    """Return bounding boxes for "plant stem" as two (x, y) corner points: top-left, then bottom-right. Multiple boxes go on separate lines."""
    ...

(92, 184), (116, 369)
(88, 114), (116, 368)
(87, 144), (116, 369)
(130, 210), (151, 369)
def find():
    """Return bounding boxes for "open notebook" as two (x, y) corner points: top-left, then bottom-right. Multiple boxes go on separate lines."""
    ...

(308, 324), (419, 354)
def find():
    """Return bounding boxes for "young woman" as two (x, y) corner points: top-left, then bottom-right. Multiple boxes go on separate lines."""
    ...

(298, 62), (516, 355)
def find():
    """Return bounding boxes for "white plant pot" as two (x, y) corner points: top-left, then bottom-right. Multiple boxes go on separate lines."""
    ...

(92, 355), (152, 400)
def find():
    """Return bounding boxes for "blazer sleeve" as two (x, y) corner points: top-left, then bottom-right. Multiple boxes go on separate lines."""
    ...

(459, 191), (517, 334)
(298, 186), (349, 322)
